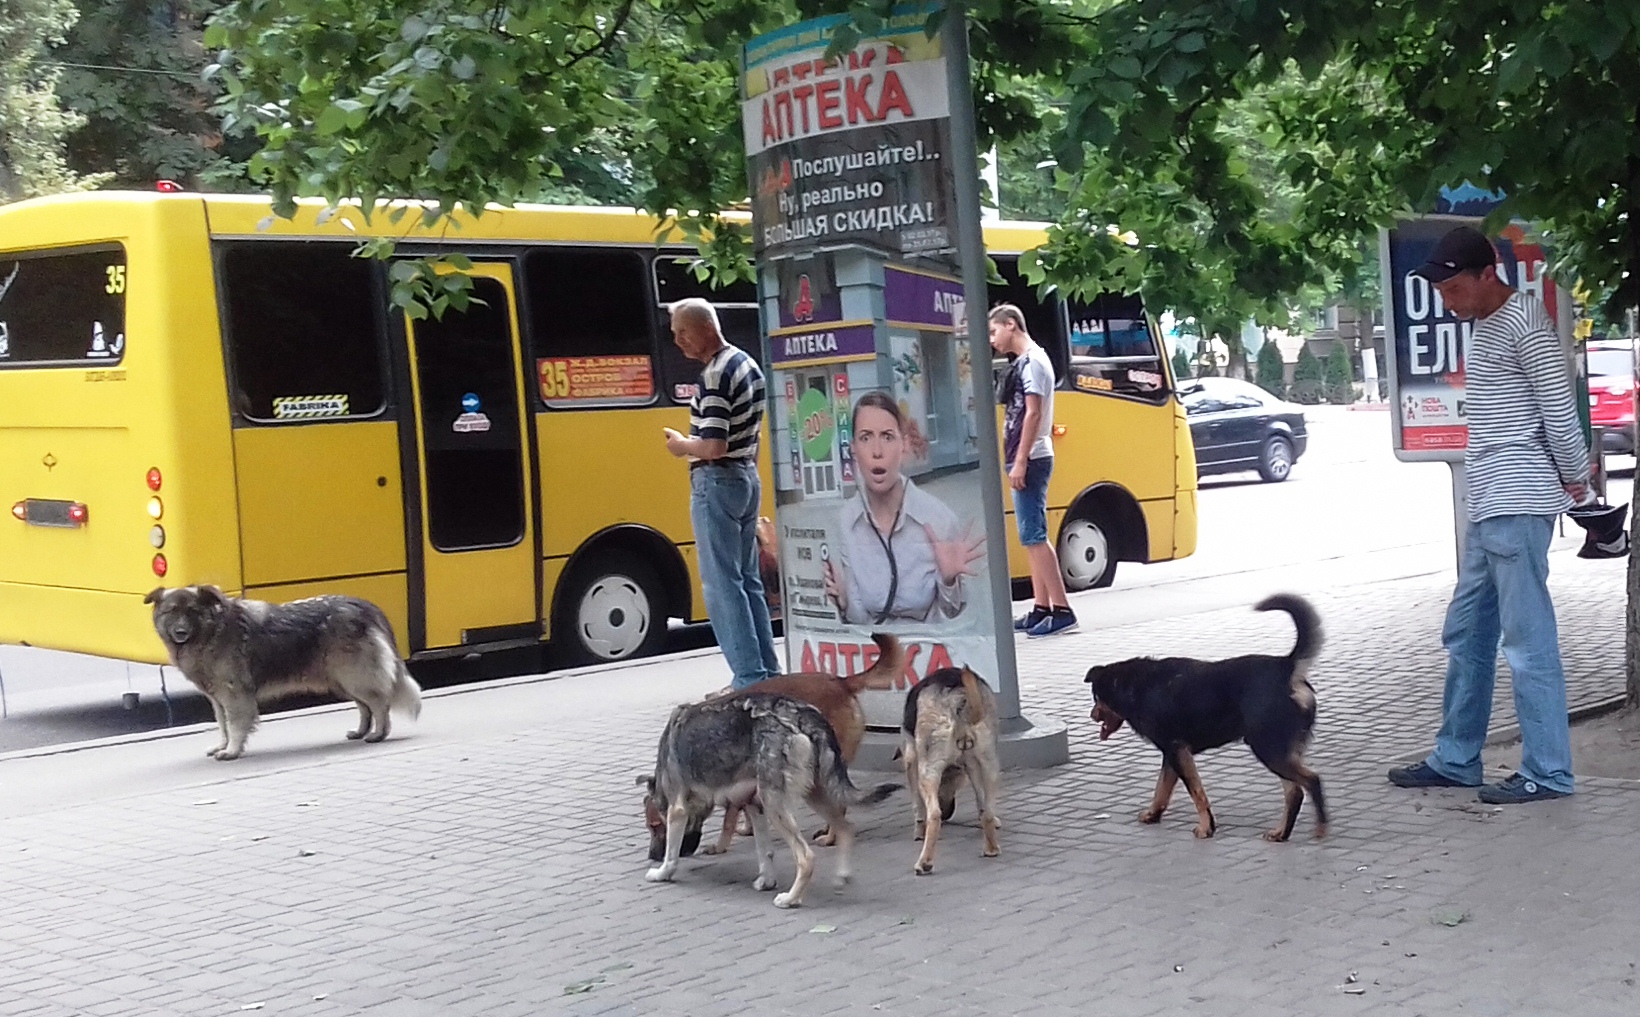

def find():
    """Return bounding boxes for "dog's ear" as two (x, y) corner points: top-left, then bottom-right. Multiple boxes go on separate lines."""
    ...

(1083, 666), (1101, 683)
(198, 585), (230, 612)
(143, 587), (166, 606)
(635, 774), (655, 793)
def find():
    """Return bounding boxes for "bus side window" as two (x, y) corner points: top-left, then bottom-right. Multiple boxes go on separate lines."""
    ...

(522, 248), (658, 408)
(219, 242), (386, 423)
(653, 255), (764, 405)
(1066, 293), (1170, 403)
(987, 256), (1068, 384)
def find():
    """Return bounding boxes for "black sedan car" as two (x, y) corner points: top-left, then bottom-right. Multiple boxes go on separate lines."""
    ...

(1177, 377), (1309, 482)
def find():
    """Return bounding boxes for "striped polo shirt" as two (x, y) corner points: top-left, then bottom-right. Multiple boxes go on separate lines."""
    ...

(1464, 292), (1590, 522)
(690, 344), (765, 462)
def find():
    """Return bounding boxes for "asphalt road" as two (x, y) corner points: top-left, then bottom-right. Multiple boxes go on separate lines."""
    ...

(1, 403), (1628, 753)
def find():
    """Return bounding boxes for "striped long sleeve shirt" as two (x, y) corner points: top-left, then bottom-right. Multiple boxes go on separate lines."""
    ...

(690, 345), (765, 461)
(1464, 292), (1590, 523)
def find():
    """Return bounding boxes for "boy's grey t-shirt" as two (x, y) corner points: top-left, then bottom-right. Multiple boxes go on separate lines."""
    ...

(1002, 340), (1056, 464)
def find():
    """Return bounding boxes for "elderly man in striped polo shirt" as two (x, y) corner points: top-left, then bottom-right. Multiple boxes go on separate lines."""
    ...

(662, 298), (781, 690)
(1388, 226), (1591, 804)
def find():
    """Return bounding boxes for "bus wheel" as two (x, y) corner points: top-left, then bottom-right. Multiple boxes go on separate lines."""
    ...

(555, 552), (668, 666)
(1058, 513), (1117, 592)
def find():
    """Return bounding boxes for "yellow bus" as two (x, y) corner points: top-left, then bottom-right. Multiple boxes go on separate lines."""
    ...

(0, 192), (1196, 669)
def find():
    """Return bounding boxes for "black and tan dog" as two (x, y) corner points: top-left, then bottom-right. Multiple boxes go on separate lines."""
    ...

(901, 667), (1001, 874)
(1084, 594), (1327, 842)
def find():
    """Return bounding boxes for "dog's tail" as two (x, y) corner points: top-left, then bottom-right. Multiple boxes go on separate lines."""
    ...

(1255, 594), (1323, 666)
(844, 633), (904, 694)
(959, 667), (989, 724)
(390, 658), (422, 721)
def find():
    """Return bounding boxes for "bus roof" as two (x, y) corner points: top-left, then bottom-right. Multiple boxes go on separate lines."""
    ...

(0, 190), (1050, 256)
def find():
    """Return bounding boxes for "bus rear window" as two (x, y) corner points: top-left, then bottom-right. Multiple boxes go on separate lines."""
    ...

(0, 247), (128, 368)
(218, 243), (387, 423)
(1067, 294), (1169, 402)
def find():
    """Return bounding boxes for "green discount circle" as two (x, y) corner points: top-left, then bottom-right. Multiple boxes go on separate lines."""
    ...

(797, 387), (835, 461)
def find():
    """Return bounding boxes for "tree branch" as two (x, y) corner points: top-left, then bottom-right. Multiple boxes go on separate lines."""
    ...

(560, 0), (638, 72)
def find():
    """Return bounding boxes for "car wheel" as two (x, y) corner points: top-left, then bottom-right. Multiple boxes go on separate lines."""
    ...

(1258, 436), (1294, 483)
(554, 551), (668, 666)
(1058, 513), (1118, 591)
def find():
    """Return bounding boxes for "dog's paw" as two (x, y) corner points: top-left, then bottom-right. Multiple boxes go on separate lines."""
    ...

(215, 749), (242, 761)
(363, 732), (387, 744)
(833, 873), (852, 892)
(206, 745), (227, 758)
(1192, 822), (1215, 839)
(1262, 829), (1291, 843)
(772, 891), (801, 909)
(346, 730), (366, 741)
(913, 861), (934, 876)
(752, 874), (777, 891)
(1138, 808), (1163, 824)
(643, 865), (676, 883)
(1313, 823), (1329, 841)
(811, 829), (838, 847)
(982, 846), (999, 858)
(698, 843), (727, 856)
(912, 822), (926, 842)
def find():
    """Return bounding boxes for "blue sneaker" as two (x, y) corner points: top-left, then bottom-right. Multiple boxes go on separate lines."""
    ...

(1477, 772), (1570, 804)
(1387, 762), (1479, 788)
(1027, 609), (1078, 638)
(1014, 605), (1049, 631)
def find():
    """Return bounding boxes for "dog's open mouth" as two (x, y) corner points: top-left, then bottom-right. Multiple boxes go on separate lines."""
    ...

(1091, 706), (1124, 740)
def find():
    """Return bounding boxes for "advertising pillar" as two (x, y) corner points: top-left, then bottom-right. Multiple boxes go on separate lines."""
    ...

(1380, 211), (1581, 556)
(741, 2), (1065, 766)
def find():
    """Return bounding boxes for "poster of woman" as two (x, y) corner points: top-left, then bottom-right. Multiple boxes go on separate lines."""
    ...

(822, 391), (985, 624)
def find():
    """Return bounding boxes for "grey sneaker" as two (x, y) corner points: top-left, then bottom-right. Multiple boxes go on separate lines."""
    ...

(1387, 762), (1479, 788)
(1477, 772), (1571, 804)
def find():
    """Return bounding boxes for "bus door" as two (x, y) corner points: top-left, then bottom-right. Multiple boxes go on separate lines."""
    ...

(401, 263), (539, 650)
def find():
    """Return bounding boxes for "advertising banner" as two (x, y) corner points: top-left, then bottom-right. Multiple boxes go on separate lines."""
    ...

(744, 4), (1005, 717)
(1383, 216), (1563, 461)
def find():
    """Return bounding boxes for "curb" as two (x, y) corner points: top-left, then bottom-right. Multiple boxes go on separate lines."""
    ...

(0, 644), (726, 764)
(1384, 693), (1634, 772)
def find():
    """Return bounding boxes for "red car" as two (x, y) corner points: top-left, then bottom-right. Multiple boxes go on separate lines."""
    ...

(1587, 339), (1636, 455)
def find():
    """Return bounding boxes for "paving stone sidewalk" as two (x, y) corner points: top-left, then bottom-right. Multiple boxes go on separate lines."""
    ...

(0, 558), (1635, 1017)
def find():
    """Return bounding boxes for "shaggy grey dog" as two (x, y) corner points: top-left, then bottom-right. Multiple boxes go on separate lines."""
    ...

(145, 586), (422, 760)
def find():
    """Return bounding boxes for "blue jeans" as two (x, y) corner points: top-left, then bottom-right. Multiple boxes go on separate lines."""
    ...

(1425, 514), (1574, 793)
(1011, 456), (1052, 546)
(689, 461), (780, 688)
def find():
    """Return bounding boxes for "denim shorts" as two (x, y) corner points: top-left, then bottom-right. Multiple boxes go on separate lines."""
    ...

(1012, 456), (1053, 546)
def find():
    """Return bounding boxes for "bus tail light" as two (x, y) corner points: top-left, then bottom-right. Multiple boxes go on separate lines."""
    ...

(9, 502), (23, 521)
(67, 503), (88, 525)
(146, 467), (162, 491)
(1052, 424), (1068, 437)
(147, 497), (163, 520)
(149, 525), (166, 549)
(152, 554), (168, 577)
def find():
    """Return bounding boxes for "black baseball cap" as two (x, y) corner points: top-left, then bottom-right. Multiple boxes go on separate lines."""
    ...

(1413, 226), (1497, 283)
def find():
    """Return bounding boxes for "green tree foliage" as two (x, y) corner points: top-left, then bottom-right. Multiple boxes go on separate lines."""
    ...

(0, 0), (107, 200)
(1324, 342), (1355, 404)
(1290, 344), (1324, 405)
(1255, 337), (1285, 399)
(52, 1), (251, 188)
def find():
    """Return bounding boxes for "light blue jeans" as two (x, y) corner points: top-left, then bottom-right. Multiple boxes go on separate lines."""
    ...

(689, 461), (780, 688)
(1425, 514), (1574, 793)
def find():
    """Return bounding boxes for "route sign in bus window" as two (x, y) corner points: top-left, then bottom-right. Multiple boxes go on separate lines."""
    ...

(0, 246), (128, 368)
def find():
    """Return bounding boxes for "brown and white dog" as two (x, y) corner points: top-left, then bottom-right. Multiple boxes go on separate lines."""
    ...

(900, 667), (1002, 874)
(643, 633), (903, 857)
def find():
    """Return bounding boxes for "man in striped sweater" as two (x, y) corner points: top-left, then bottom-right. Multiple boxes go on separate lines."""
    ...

(1388, 226), (1591, 804)
(663, 298), (781, 690)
